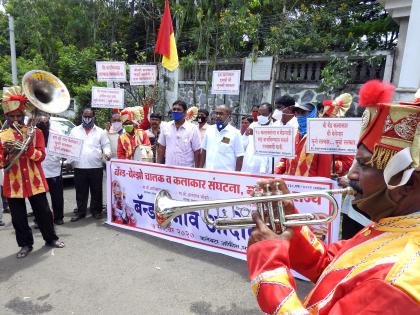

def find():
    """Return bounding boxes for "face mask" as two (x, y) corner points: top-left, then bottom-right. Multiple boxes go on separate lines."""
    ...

(240, 125), (248, 134)
(272, 109), (283, 121)
(216, 119), (227, 132)
(172, 112), (184, 121)
(197, 117), (206, 124)
(82, 116), (94, 129)
(124, 125), (134, 133)
(297, 107), (317, 136)
(112, 121), (122, 131)
(257, 115), (270, 125)
(251, 111), (258, 120)
(352, 185), (397, 222)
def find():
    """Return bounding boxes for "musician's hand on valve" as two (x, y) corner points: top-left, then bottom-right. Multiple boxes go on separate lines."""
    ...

(248, 211), (293, 246)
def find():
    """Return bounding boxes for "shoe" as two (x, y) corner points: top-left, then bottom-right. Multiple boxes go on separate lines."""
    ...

(93, 213), (102, 219)
(0, 221), (5, 226)
(16, 246), (33, 259)
(70, 214), (85, 222)
(73, 207), (79, 214)
(54, 219), (64, 225)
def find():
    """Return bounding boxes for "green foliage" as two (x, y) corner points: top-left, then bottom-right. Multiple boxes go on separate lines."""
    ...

(0, 0), (399, 112)
(318, 55), (356, 94)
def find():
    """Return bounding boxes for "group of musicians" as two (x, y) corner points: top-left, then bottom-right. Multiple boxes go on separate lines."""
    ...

(0, 79), (418, 313)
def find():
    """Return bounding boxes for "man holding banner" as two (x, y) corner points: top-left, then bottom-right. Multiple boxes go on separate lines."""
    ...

(201, 105), (244, 171)
(70, 108), (111, 222)
(247, 80), (420, 314)
(157, 100), (201, 167)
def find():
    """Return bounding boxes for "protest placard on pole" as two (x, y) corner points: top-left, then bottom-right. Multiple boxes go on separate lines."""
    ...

(243, 56), (273, 81)
(47, 131), (83, 160)
(129, 65), (157, 85)
(306, 118), (362, 155)
(211, 70), (241, 95)
(96, 61), (126, 82)
(91, 87), (124, 109)
(253, 126), (295, 158)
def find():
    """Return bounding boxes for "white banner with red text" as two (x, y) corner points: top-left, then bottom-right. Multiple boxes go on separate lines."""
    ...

(106, 160), (341, 261)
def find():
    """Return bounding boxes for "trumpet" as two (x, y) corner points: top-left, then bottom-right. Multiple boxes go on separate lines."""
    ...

(154, 183), (354, 233)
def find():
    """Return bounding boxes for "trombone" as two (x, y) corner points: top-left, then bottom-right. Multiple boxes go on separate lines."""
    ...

(154, 182), (354, 233)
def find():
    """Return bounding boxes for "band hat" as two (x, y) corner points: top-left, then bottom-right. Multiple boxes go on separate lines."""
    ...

(322, 93), (353, 118)
(357, 80), (420, 189)
(291, 102), (315, 112)
(2, 86), (28, 114)
(120, 106), (144, 124)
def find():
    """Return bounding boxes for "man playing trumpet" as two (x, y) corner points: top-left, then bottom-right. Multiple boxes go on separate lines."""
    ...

(247, 81), (419, 314)
(0, 87), (64, 258)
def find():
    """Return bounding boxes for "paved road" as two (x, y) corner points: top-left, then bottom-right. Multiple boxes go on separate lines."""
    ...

(0, 179), (313, 315)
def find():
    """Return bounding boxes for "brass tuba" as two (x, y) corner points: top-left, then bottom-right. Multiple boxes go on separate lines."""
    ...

(3, 70), (70, 171)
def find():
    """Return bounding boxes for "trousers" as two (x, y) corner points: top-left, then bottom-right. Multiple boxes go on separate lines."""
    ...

(46, 176), (64, 220)
(74, 168), (103, 216)
(9, 192), (59, 247)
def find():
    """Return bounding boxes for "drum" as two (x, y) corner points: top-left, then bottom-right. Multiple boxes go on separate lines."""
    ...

(133, 145), (154, 162)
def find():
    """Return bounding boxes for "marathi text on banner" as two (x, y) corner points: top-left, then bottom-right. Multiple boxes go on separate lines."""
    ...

(96, 61), (126, 82)
(47, 131), (83, 160)
(253, 126), (295, 158)
(106, 161), (341, 262)
(306, 118), (362, 155)
(211, 70), (241, 95)
(91, 87), (124, 109)
(129, 65), (157, 85)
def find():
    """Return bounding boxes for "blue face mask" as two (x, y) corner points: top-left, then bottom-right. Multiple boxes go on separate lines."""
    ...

(172, 112), (184, 121)
(297, 107), (317, 136)
(216, 120), (227, 132)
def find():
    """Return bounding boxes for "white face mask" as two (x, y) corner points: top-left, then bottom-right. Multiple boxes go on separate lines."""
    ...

(257, 115), (270, 125)
(112, 121), (122, 130)
(272, 109), (283, 121)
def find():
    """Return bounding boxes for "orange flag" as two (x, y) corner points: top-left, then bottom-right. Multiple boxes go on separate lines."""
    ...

(155, 0), (179, 71)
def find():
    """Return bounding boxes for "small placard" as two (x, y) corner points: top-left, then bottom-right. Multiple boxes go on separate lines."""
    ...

(96, 61), (126, 82)
(211, 70), (241, 95)
(243, 56), (273, 81)
(47, 131), (83, 160)
(253, 126), (295, 158)
(91, 87), (124, 109)
(129, 65), (157, 85)
(306, 118), (362, 155)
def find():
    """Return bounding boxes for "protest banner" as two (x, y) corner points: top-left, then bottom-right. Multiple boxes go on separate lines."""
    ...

(47, 131), (83, 160)
(211, 70), (241, 95)
(106, 161), (341, 262)
(96, 61), (126, 82)
(91, 87), (124, 109)
(253, 126), (295, 158)
(129, 65), (157, 85)
(306, 118), (362, 155)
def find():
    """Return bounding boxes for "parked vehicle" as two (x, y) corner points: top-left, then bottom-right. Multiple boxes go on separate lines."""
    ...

(49, 117), (76, 179)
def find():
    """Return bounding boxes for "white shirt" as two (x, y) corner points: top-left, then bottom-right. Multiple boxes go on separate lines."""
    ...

(242, 121), (274, 174)
(273, 116), (299, 128)
(158, 120), (201, 167)
(42, 152), (62, 178)
(69, 125), (111, 169)
(202, 124), (244, 171)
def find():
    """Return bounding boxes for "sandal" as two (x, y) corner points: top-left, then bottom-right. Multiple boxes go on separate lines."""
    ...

(17, 246), (33, 259)
(45, 240), (65, 248)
